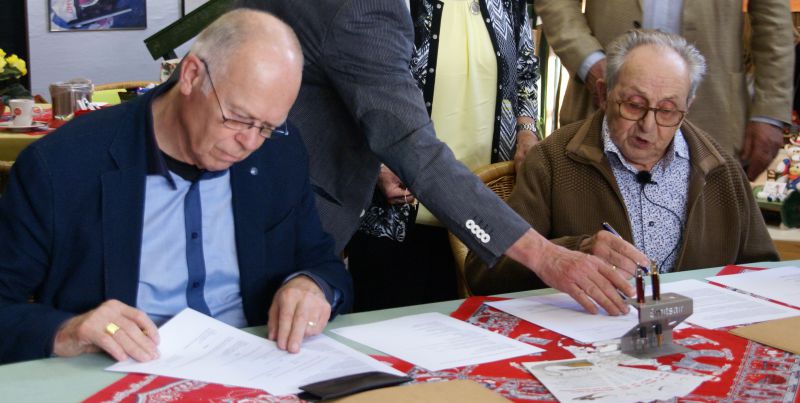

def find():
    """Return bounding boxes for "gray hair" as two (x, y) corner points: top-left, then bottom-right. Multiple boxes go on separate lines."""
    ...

(605, 29), (706, 100)
(189, 8), (302, 78)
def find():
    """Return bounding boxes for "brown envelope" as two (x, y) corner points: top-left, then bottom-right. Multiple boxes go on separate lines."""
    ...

(333, 379), (510, 403)
(729, 316), (800, 354)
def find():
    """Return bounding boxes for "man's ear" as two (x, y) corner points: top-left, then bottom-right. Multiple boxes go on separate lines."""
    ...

(178, 54), (204, 96)
(596, 79), (609, 111)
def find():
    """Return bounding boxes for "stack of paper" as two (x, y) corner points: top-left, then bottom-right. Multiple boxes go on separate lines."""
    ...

(486, 279), (800, 343)
(107, 309), (404, 396)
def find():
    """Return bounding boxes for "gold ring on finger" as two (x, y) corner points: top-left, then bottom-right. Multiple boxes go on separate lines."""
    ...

(307, 321), (316, 327)
(105, 322), (120, 336)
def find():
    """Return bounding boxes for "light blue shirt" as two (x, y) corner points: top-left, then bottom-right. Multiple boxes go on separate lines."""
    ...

(642, 0), (683, 34)
(137, 170), (247, 327)
(602, 117), (690, 272)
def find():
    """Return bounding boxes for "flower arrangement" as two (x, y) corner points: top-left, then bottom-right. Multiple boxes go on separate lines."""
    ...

(0, 48), (31, 101)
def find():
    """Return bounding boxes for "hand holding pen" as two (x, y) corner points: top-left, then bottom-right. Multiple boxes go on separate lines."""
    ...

(577, 222), (650, 279)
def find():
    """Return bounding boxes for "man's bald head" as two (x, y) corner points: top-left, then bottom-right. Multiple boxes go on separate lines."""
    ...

(157, 8), (304, 172)
(188, 8), (303, 77)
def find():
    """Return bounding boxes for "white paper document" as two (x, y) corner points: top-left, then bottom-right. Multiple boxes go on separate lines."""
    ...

(331, 312), (543, 371)
(487, 279), (800, 344)
(486, 294), (639, 343)
(663, 279), (799, 328)
(106, 309), (405, 396)
(523, 358), (708, 403)
(707, 266), (800, 308)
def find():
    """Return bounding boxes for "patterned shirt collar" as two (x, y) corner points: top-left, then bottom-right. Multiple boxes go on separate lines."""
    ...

(601, 116), (689, 176)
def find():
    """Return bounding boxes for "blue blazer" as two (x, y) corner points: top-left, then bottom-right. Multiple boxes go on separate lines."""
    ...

(0, 86), (352, 363)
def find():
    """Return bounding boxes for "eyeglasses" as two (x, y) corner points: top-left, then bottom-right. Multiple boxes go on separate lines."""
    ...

(616, 100), (686, 127)
(201, 59), (288, 138)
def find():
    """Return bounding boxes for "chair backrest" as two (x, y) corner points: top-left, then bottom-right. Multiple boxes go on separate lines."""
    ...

(0, 160), (14, 195)
(448, 160), (516, 297)
(94, 81), (159, 91)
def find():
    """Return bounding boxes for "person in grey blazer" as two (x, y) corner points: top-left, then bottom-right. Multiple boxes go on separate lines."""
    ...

(237, 0), (646, 316)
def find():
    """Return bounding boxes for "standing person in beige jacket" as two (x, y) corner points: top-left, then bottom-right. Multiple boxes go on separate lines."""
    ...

(535, 0), (793, 181)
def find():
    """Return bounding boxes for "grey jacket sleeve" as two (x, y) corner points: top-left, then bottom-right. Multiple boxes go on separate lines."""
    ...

(322, 0), (530, 264)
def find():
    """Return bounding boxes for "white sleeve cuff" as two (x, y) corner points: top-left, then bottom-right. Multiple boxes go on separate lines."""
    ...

(578, 51), (606, 82)
(749, 116), (786, 129)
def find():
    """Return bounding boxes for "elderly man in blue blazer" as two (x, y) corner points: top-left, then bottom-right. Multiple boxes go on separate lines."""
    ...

(240, 0), (645, 316)
(0, 9), (352, 364)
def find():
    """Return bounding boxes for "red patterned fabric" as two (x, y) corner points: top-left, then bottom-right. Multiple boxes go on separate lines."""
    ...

(85, 267), (800, 402)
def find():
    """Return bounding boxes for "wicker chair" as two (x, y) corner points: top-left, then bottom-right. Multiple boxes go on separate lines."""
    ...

(448, 160), (517, 297)
(94, 81), (158, 91)
(0, 160), (14, 195)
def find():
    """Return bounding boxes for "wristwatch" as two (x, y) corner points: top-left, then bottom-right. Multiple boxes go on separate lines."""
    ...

(515, 122), (537, 133)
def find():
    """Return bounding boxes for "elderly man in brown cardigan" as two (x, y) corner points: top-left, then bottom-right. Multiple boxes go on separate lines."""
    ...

(466, 30), (778, 297)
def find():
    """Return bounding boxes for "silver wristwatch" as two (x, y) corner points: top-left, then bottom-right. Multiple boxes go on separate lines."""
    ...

(516, 122), (537, 133)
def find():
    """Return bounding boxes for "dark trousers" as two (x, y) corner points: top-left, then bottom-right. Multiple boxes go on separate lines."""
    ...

(346, 224), (459, 312)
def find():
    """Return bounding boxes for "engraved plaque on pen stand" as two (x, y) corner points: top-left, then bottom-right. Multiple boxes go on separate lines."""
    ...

(620, 291), (693, 359)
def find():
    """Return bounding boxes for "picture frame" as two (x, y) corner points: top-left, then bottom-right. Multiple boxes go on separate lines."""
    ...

(183, 0), (211, 16)
(49, 0), (147, 32)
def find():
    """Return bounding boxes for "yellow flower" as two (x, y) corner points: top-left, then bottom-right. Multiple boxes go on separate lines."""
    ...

(0, 57), (6, 72)
(0, 48), (6, 59)
(5, 54), (27, 77)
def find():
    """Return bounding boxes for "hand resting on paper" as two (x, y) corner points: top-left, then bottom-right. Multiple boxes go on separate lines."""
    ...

(267, 275), (331, 353)
(505, 230), (635, 316)
(53, 299), (160, 362)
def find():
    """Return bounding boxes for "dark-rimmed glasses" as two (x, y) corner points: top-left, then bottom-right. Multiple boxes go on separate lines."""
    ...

(201, 59), (288, 138)
(616, 100), (686, 127)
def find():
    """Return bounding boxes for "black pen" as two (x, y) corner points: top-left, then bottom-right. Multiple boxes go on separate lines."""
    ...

(601, 222), (631, 301)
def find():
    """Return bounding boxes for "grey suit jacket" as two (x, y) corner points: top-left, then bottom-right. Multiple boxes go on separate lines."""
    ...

(240, 0), (530, 265)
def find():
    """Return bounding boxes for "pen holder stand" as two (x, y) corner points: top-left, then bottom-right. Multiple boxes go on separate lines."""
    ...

(620, 292), (693, 358)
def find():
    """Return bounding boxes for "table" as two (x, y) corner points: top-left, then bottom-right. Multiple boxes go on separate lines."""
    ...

(0, 260), (794, 402)
(0, 133), (44, 161)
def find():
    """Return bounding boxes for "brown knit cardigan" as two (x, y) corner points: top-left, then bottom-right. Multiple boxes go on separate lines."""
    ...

(465, 111), (779, 295)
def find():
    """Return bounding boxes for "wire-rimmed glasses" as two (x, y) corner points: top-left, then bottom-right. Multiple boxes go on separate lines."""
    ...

(616, 100), (686, 127)
(201, 59), (288, 138)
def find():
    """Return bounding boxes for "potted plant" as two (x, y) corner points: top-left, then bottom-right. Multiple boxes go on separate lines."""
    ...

(0, 48), (31, 115)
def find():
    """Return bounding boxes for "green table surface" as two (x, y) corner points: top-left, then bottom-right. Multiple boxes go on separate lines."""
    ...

(0, 133), (44, 161)
(0, 260), (794, 402)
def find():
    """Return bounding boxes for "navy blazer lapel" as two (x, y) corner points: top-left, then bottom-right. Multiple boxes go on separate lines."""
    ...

(102, 167), (146, 305)
(231, 155), (271, 262)
(101, 100), (149, 306)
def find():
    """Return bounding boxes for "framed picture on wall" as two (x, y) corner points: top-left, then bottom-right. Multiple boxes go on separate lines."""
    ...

(49, 0), (147, 32)
(183, 0), (211, 15)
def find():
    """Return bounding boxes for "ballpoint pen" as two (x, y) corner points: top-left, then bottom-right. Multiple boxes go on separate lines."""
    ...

(601, 222), (650, 274)
(601, 222), (621, 237)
